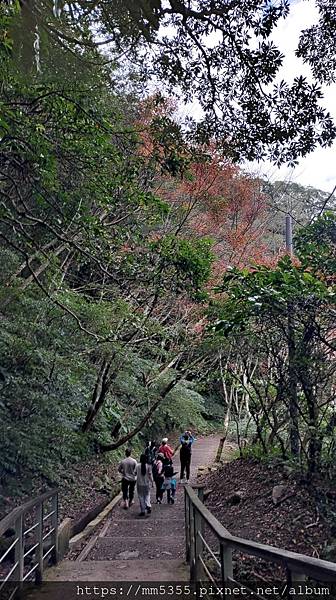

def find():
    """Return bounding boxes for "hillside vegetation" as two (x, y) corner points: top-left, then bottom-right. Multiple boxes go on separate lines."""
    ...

(0, 2), (335, 522)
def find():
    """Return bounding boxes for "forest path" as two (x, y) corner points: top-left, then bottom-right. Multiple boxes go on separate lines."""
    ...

(45, 434), (224, 584)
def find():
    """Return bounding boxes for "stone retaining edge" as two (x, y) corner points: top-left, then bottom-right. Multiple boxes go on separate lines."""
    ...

(56, 488), (122, 559)
(68, 492), (122, 549)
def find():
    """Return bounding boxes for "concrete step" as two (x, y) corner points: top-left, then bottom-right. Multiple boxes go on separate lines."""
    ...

(116, 499), (185, 521)
(87, 536), (185, 561)
(44, 559), (189, 582)
(106, 518), (184, 537)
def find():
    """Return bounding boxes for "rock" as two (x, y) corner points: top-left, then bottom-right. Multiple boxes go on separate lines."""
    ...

(116, 550), (140, 560)
(203, 488), (213, 501)
(282, 465), (294, 478)
(272, 485), (288, 505)
(197, 466), (210, 477)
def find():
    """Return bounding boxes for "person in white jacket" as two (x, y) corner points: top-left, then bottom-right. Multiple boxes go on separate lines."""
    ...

(136, 454), (153, 516)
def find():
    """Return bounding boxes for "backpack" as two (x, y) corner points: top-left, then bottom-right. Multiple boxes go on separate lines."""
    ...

(152, 461), (158, 479)
(145, 446), (152, 464)
(152, 459), (162, 479)
(163, 463), (174, 478)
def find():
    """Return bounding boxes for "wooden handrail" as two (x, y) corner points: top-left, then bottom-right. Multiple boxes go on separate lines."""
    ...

(185, 484), (336, 583)
(185, 485), (232, 539)
(228, 536), (336, 580)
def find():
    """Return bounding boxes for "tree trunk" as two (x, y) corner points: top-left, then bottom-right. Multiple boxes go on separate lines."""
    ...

(98, 378), (178, 452)
(217, 351), (232, 461)
(13, 0), (37, 73)
(288, 304), (300, 456)
(82, 359), (112, 432)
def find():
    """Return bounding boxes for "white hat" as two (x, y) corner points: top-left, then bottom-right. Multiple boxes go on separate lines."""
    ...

(162, 437), (168, 443)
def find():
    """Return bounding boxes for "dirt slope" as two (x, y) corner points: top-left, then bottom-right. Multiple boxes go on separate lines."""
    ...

(201, 458), (334, 581)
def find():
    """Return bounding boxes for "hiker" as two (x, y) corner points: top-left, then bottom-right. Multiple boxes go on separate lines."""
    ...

(179, 430), (195, 446)
(162, 458), (178, 505)
(153, 452), (164, 503)
(117, 448), (137, 509)
(145, 440), (157, 465)
(136, 453), (153, 516)
(158, 437), (174, 461)
(180, 434), (192, 482)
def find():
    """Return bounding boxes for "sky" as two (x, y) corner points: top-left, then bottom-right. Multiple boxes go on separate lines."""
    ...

(247, 0), (336, 193)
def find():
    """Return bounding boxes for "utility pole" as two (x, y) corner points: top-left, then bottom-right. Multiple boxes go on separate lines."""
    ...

(285, 214), (293, 254)
(285, 213), (300, 456)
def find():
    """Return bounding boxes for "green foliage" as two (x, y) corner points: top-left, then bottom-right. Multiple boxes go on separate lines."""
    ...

(241, 443), (283, 462)
(295, 212), (336, 277)
(2, 0), (336, 507)
(208, 249), (336, 476)
(0, 292), (96, 489)
(0, 2), (18, 56)
(212, 255), (335, 336)
(13, 0), (336, 164)
(155, 236), (214, 298)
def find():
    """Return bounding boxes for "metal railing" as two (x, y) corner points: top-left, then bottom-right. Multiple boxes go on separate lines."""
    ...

(0, 490), (58, 598)
(185, 485), (336, 592)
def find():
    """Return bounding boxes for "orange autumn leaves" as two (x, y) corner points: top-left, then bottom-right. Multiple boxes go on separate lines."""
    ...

(158, 150), (274, 283)
(136, 96), (273, 278)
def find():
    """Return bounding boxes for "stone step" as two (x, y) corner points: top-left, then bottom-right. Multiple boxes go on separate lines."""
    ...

(115, 499), (185, 520)
(106, 518), (184, 537)
(87, 536), (185, 561)
(44, 559), (189, 582)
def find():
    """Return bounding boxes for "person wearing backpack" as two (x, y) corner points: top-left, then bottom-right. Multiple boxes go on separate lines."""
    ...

(162, 458), (178, 504)
(153, 452), (164, 503)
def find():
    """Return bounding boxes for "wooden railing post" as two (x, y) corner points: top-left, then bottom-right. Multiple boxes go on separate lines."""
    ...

(36, 502), (44, 584)
(194, 507), (204, 582)
(51, 493), (59, 564)
(189, 503), (195, 581)
(14, 514), (24, 587)
(185, 489), (191, 563)
(289, 569), (306, 583)
(220, 542), (233, 588)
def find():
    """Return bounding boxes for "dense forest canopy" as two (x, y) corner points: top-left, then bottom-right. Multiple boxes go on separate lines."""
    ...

(0, 1), (335, 507)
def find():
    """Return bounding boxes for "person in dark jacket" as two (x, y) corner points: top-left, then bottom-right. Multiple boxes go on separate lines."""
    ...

(153, 452), (164, 503)
(180, 434), (192, 482)
(162, 458), (177, 504)
(145, 441), (156, 465)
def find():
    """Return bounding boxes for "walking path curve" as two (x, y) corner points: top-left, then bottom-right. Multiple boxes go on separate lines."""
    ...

(46, 434), (222, 583)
